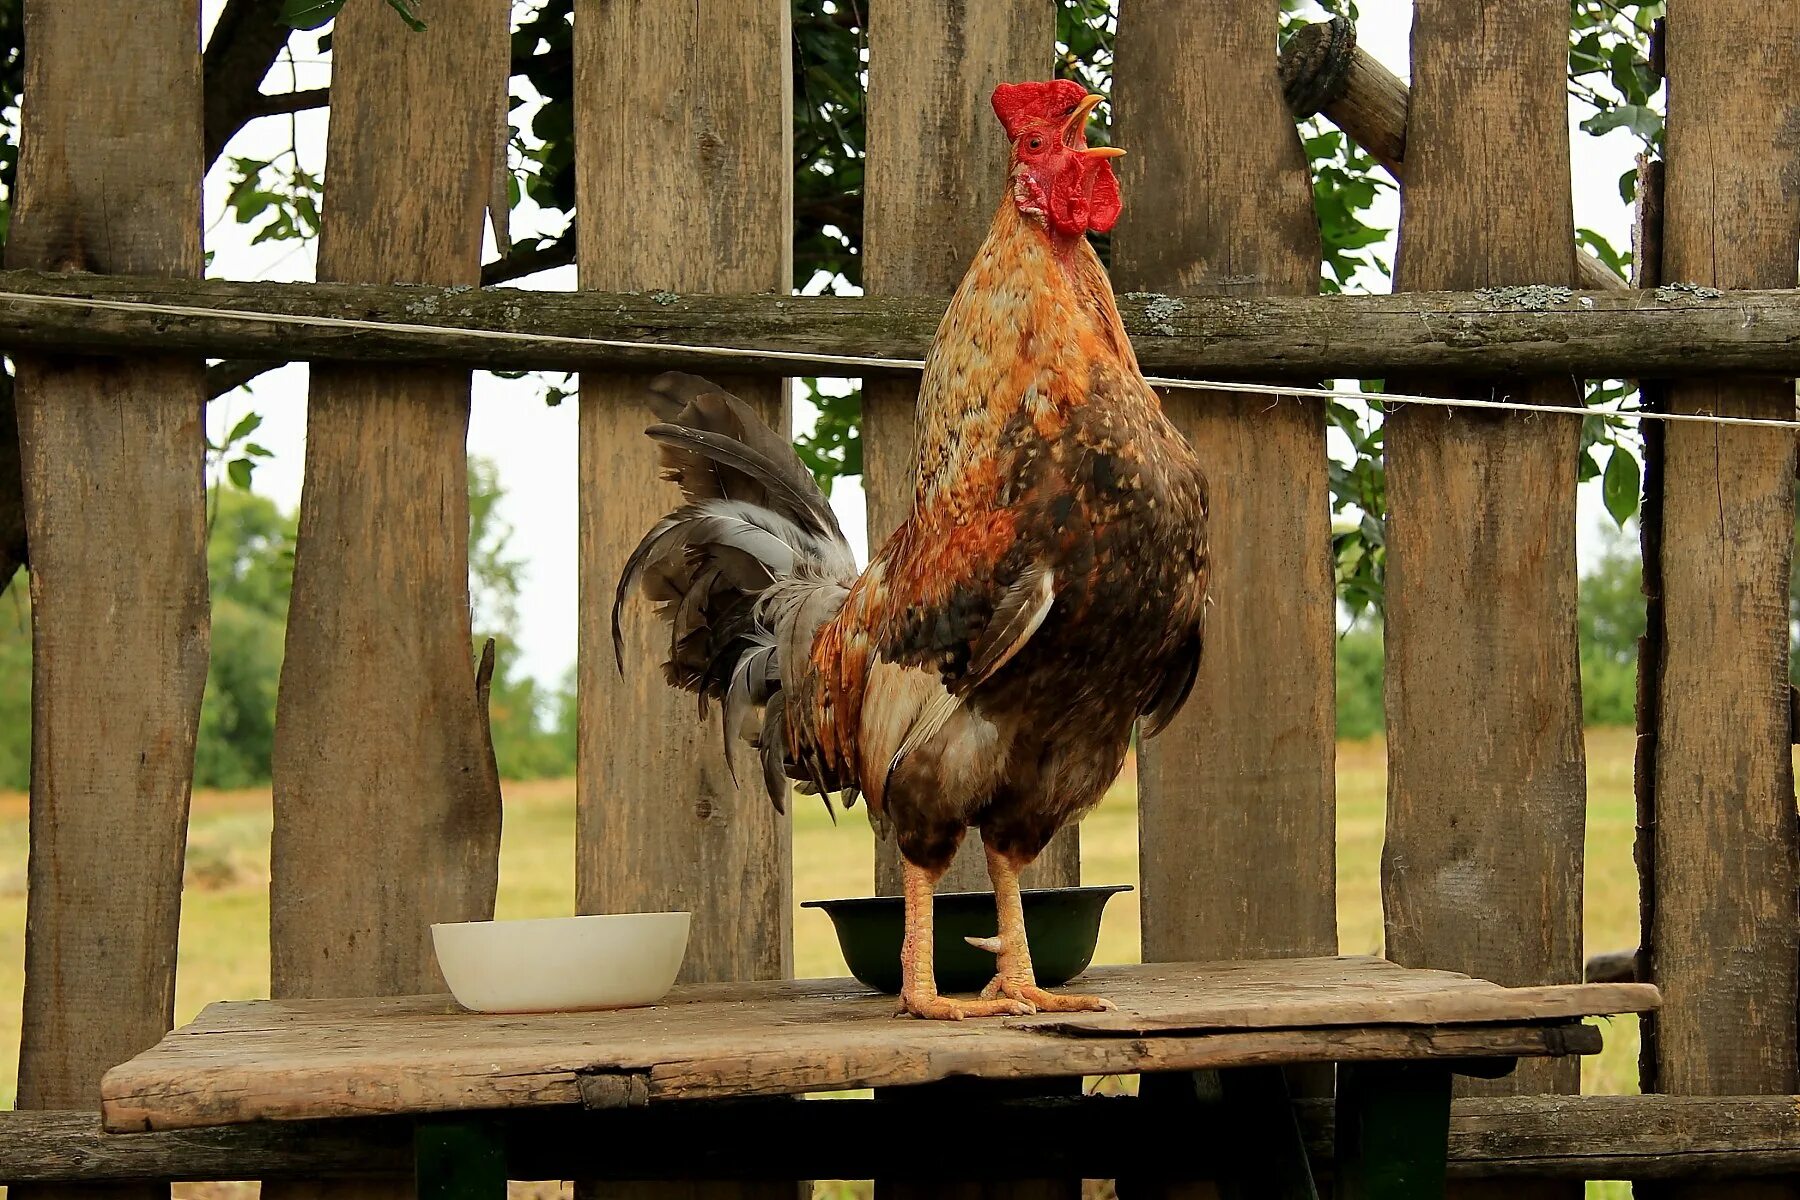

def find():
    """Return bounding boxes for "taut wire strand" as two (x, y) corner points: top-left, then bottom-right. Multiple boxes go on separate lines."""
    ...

(3, 289), (1799, 432)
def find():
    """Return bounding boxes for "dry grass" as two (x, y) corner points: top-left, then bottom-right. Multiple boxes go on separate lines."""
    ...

(0, 730), (1649, 1197)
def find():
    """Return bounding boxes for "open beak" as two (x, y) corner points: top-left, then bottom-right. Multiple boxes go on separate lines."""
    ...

(1063, 93), (1125, 157)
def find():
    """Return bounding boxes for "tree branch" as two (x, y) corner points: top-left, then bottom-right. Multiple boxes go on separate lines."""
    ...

(203, 0), (299, 167)
(240, 87), (330, 121)
(480, 235), (575, 286)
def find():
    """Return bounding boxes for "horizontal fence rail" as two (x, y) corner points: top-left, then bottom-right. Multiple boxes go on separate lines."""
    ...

(8, 1095), (1800, 1184)
(3, 270), (1800, 380)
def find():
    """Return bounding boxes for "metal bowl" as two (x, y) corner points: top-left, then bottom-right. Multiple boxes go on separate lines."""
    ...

(802, 884), (1130, 995)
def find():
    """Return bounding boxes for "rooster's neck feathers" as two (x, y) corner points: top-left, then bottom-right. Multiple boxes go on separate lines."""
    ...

(910, 196), (1148, 514)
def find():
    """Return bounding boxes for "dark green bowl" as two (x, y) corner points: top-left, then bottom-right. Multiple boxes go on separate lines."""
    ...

(802, 884), (1131, 995)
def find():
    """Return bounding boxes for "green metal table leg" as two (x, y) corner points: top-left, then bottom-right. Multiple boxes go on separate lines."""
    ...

(415, 1118), (507, 1200)
(1334, 1063), (1453, 1200)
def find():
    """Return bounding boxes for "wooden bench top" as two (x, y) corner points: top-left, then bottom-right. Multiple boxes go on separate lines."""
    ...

(99, 955), (1659, 1133)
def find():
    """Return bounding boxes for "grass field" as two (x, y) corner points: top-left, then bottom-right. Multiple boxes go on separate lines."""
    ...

(0, 728), (1646, 1194)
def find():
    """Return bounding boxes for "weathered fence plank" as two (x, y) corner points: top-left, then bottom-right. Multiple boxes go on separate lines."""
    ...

(267, 7), (508, 1199)
(8, 269), (1800, 381)
(862, 0), (1074, 899)
(1644, 7), (1800, 1200)
(6, 7), (208, 1200)
(21, 1092), (1800, 1185)
(1116, 1), (1335, 966)
(862, 8), (1076, 1200)
(574, 3), (796, 1197)
(0, 371), (22, 594)
(1381, 9), (1585, 1195)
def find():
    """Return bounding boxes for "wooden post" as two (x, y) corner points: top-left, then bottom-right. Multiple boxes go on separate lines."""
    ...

(574, 2), (797, 1197)
(862, 8), (1076, 1200)
(1115, 2), (1335, 968)
(0, 371), (22, 596)
(1381, 9), (1584, 1199)
(863, 0), (1073, 897)
(7, 9), (208, 1200)
(268, 5), (508, 1196)
(1644, 7), (1800, 1199)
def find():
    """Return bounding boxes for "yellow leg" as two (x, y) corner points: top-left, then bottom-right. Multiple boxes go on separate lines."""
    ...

(971, 837), (1115, 1014)
(897, 858), (1031, 1020)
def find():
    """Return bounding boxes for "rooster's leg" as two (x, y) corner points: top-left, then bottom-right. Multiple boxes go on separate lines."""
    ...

(971, 837), (1115, 1014)
(898, 858), (1031, 1020)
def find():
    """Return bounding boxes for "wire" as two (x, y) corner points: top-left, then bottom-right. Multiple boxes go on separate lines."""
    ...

(3, 288), (1798, 432)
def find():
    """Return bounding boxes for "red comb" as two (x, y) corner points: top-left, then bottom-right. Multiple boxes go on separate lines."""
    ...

(991, 79), (1090, 141)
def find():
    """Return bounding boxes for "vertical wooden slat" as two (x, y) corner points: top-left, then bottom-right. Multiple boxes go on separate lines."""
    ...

(267, 0), (508, 1042)
(1114, 1), (1335, 966)
(575, 2), (796, 1197)
(863, 8), (1074, 1200)
(0, 372), (23, 596)
(576, 0), (793, 994)
(1381, 2), (1585, 1178)
(864, 0), (1073, 898)
(1645, 7), (1800, 1199)
(8, 10), (207, 1200)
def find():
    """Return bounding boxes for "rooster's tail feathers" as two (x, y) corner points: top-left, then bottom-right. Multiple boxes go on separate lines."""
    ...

(613, 373), (857, 812)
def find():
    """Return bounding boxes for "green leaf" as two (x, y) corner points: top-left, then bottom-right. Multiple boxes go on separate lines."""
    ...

(227, 458), (255, 491)
(1581, 102), (1662, 144)
(280, 0), (343, 30)
(1602, 446), (1640, 526)
(226, 412), (263, 444)
(384, 0), (428, 31)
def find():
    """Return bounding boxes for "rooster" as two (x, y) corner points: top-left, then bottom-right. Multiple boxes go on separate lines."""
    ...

(615, 79), (1209, 1019)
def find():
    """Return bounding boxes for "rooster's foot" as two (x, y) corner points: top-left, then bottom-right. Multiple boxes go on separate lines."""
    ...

(978, 977), (1116, 1013)
(897, 989), (1032, 1020)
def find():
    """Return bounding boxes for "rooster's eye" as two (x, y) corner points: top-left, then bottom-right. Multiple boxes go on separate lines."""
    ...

(1026, 136), (1044, 151)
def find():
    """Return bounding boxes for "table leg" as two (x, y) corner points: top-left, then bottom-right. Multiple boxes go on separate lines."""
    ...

(1333, 1062), (1453, 1200)
(415, 1118), (508, 1200)
(1213, 1066), (1321, 1200)
(1118, 1067), (1319, 1199)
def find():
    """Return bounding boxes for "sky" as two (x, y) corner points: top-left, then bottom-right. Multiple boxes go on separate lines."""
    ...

(198, 1), (1645, 686)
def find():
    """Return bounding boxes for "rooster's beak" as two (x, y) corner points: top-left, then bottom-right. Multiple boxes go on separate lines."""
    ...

(1063, 93), (1125, 157)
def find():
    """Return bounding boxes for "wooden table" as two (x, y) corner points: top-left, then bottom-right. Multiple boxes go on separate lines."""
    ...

(101, 956), (1658, 1198)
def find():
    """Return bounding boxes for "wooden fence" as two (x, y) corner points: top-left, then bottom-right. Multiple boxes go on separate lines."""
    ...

(2, 0), (1799, 1193)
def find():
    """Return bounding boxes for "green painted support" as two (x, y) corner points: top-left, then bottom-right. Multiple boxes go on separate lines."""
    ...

(415, 1119), (507, 1200)
(1335, 1063), (1454, 1200)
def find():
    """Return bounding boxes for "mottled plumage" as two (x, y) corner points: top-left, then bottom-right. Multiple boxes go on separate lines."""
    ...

(617, 79), (1209, 1019)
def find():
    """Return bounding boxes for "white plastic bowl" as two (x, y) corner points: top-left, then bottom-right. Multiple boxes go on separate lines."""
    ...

(431, 912), (691, 1013)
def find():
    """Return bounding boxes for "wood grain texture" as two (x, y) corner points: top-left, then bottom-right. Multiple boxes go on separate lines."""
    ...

(1381, 4), (1586, 1139)
(42, 1090), (1800, 1185)
(1646, 11), (1800, 1200)
(574, 7), (796, 1198)
(1114, 0), (1336, 969)
(861, 13), (1073, 1197)
(575, 0), (793, 980)
(8, 269), (1800, 379)
(5, 11), (208, 1200)
(0, 370), (22, 595)
(862, 0), (1073, 897)
(96, 958), (1636, 1132)
(267, 0), (506, 995)
(39, 1086), (1800, 1186)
